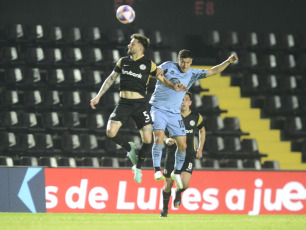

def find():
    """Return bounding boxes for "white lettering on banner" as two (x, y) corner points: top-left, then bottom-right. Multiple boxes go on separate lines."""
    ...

(248, 179), (306, 215)
(88, 187), (108, 210)
(202, 188), (219, 211)
(263, 189), (283, 211)
(281, 182), (306, 211)
(182, 188), (202, 211)
(45, 186), (58, 209)
(137, 188), (158, 210)
(225, 189), (246, 211)
(117, 181), (135, 209)
(65, 179), (88, 209)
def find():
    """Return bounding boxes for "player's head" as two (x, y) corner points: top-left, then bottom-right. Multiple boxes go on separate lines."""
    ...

(128, 34), (150, 55)
(177, 49), (193, 73)
(181, 92), (192, 112)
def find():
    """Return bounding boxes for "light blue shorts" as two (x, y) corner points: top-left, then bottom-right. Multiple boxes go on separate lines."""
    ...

(150, 106), (186, 137)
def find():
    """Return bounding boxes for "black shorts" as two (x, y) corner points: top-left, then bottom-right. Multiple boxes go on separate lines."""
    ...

(163, 145), (195, 178)
(109, 97), (152, 129)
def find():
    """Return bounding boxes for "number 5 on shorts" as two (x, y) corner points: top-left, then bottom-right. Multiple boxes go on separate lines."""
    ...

(143, 111), (150, 123)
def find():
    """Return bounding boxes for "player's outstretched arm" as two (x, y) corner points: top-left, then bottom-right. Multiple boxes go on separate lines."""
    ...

(206, 54), (238, 77)
(156, 74), (188, 91)
(90, 71), (120, 109)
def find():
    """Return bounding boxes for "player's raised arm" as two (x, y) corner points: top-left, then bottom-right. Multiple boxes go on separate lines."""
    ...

(156, 72), (188, 91)
(206, 54), (238, 77)
(90, 71), (120, 109)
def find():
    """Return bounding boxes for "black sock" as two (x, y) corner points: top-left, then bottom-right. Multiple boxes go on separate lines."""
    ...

(154, 167), (161, 172)
(162, 190), (171, 211)
(109, 134), (131, 151)
(136, 143), (151, 169)
(176, 187), (186, 195)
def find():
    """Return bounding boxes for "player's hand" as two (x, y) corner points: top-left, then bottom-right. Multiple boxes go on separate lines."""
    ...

(174, 83), (188, 92)
(156, 68), (164, 76)
(90, 96), (100, 109)
(165, 138), (175, 146)
(228, 54), (238, 64)
(196, 150), (203, 159)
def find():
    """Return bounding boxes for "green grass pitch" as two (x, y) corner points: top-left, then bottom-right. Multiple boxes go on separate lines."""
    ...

(1, 213), (306, 230)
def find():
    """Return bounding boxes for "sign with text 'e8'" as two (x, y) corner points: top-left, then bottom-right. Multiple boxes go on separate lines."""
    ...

(45, 168), (306, 215)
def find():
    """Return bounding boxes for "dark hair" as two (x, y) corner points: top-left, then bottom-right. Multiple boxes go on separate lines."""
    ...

(178, 49), (192, 59)
(185, 92), (192, 100)
(130, 33), (150, 50)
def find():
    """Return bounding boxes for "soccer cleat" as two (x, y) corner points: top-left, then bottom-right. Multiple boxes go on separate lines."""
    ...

(154, 171), (165, 181)
(126, 142), (138, 165)
(132, 165), (142, 184)
(173, 191), (182, 209)
(171, 171), (183, 189)
(160, 209), (168, 218)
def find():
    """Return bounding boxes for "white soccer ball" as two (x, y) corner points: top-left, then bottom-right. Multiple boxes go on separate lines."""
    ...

(116, 5), (135, 24)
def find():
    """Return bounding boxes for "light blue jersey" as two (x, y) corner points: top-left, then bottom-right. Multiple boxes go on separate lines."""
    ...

(149, 61), (207, 114)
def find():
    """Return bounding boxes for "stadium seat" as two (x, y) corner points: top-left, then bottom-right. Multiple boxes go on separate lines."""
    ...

(223, 159), (243, 169)
(39, 157), (58, 167)
(5, 24), (25, 42)
(81, 157), (100, 167)
(0, 132), (17, 151)
(27, 25), (45, 43)
(86, 113), (107, 133)
(224, 117), (249, 136)
(0, 90), (20, 109)
(21, 112), (44, 132)
(46, 26), (64, 44)
(262, 32), (278, 50)
(1, 111), (22, 130)
(243, 159), (262, 170)
(19, 156), (38, 166)
(26, 47), (45, 65)
(83, 27), (107, 45)
(101, 156), (115, 167)
(44, 48), (64, 66)
(202, 30), (221, 47)
(64, 27), (82, 44)
(46, 69), (65, 86)
(41, 112), (67, 132)
(1, 46), (19, 64)
(43, 90), (61, 109)
(201, 158), (220, 169)
(65, 68), (83, 86)
(58, 157), (77, 167)
(262, 160), (280, 170)
(222, 31), (240, 49)
(5, 68), (23, 85)
(61, 134), (81, 153)
(200, 95), (227, 115)
(108, 29), (126, 45)
(64, 47), (83, 65)
(83, 70), (103, 88)
(23, 68), (43, 86)
(283, 116), (306, 139)
(240, 32), (260, 50)
(84, 47), (103, 66)
(0, 156), (14, 166)
(23, 90), (43, 108)
(62, 91), (82, 108)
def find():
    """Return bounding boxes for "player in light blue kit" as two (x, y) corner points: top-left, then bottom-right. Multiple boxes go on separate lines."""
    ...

(150, 49), (238, 188)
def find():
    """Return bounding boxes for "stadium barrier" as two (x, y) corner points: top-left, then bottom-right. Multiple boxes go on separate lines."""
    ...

(1, 167), (306, 215)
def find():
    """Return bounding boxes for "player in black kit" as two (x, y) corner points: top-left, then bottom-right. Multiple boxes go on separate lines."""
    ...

(160, 92), (206, 217)
(90, 34), (186, 184)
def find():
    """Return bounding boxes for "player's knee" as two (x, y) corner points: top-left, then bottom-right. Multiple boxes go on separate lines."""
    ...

(164, 181), (173, 192)
(153, 135), (163, 144)
(142, 135), (152, 144)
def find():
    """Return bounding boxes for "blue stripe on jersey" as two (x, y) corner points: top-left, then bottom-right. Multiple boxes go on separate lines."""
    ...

(149, 61), (207, 114)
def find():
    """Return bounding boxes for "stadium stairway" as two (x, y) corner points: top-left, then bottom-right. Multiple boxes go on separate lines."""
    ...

(194, 65), (306, 170)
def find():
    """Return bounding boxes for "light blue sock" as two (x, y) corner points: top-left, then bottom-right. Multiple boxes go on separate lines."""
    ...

(152, 143), (163, 167)
(174, 149), (186, 170)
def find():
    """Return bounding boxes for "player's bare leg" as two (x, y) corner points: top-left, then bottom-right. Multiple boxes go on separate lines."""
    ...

(152, 130), (165, 181)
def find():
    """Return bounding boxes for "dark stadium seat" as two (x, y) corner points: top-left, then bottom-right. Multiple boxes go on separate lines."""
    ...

(1, 46), (19, 64)
(64, 27), (82, 44)
(86, 113), (108, 133)
(1, 111), (22, 130)
(43, 90), (61, 109)
(58, 157), (77, 167)
(41, 112), (67, 132)
(84, 47), (103, 66)
(202, 30), (221, 47)
(64, 47), (83, 65)
(240, 32), (260, 50)
(0, 156), (14, 166)
(46, 26), (64, 44)
(223, 159), (243, 169)
(224, 117), (249, 136)
(0, 90), (20, 109)
(83, 70), (103, 88)
(26, 47), (45, 65)
(262, 160), (280, 170)
(83, 27), (107, 45)
(5, 68), (23, 85)
(39, 156), (58, 167)
(23, 90), (43, 108)
(27, 25), (45, 43)
(243, 159), (262, 170)
(5, 24), (25, 42)
(283, 117), (306, 139)
(23, 68), (43, 86)
(108, 29), (126, 45)
(44, 48), (64, 66)
(101, 156), (115, 167)
(19, 156), (38, 166)
(262, 32), (278, 50)
(0, 132), (17, 151)
(62, 91), (82, 108)
(65, 68), (83, 86)
(46, 69), (65, 86)
(200, 95), (227, 115)
(81, 157), (100, 167)
(201, 158), (220, 169)
(222, 31), (240, 49)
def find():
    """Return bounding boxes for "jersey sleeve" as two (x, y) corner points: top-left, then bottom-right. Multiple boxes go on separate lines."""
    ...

(158, 61), (172, 71)
(113, 58), (123, 73)
(196, 114), (205, 129)
(187, 69), (208, 88)
(150, 61), (157, 76)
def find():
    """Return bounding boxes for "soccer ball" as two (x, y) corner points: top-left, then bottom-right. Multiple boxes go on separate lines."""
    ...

(116, 5), (135, 24)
